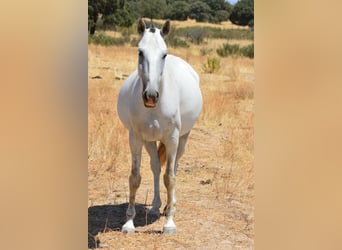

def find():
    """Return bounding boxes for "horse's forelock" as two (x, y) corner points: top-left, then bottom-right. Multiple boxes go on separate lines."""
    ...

(149, 23), (156, 33)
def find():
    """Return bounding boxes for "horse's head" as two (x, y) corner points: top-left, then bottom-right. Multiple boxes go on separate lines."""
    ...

(137, 18), (170, 108)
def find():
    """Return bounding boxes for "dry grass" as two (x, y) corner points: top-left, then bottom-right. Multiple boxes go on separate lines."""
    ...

(88, 25), (254, 249)
(153, 18), (250, 30)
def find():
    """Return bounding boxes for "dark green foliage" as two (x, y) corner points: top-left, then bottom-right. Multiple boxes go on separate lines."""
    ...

(88, 0), (135, 34)
(239, 44), (254, 58)
(217, 43), (240, 57)
(216, 10), (230, 23)
(88, 0), (99, 35)
(88, 32), (129, 46)
(139, 0), (167, 20)
(229, 0), (254, 26)
(166, 1), (190, 21)
(88, 0), (254, 38)
(216, 43), (254, 58)
(102, 4), (135, 29)
(189, 1), (211, 22)
(89, 0), (253, 28)
(203, 0), (232, 23)
(248, 19), (254, 30)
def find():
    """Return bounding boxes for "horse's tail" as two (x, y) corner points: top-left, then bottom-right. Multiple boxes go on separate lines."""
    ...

(158, 142), (166, 166)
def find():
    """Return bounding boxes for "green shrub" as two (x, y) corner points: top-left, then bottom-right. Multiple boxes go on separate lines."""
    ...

(202, 57), (221, 74)
(217, 43), (240, 57)
(216, 43), (254, 58)
(200, 47), (213, 56)
(130, 37), (139, 47)
(119, 26), (135, 38)
(239, 44), (254, 58)
(165, 37), (189, 48)
(88, 32), (127, 46)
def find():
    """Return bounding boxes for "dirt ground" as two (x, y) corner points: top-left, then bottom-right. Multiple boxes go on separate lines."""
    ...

(88, 36), (254, 249)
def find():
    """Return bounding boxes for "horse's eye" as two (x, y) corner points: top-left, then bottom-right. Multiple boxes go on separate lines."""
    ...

(162, 53), (167, 59)
(138, 50), (143, 57)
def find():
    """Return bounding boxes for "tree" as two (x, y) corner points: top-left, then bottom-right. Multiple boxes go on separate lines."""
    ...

(189, 1), (211, 22)
(202, 0), (232, 23)
(88, 0), (135, 33)
(203, 0), (228, 12)
(88, 0), (100, 35)
(138, 0), (167, 20)
(229, 0), (254, 26)
(102, 0), (135, 29)
(216, 10), (230, 22)
(166, 1), (190, 21)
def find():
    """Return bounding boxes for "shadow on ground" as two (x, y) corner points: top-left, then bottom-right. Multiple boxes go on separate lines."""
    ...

(88, 203), (160, 249)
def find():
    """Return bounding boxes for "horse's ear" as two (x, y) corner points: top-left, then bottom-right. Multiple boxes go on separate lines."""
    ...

(137, 18), (146, 35)
(162, 19), (171, 36)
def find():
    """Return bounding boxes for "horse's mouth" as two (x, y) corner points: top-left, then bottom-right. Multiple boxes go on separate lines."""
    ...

(144, 98), (157, 108)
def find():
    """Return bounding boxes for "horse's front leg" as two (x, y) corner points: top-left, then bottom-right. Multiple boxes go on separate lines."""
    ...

(163, 131), (179, 234)
(122, 131), (143, 233)
(144, 141), (161, 216)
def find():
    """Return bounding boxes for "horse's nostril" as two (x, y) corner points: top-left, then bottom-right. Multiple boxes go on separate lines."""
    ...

(144, 91), (159, 101)
(151, 91), (159, 101)
(143, 91), (148, 100)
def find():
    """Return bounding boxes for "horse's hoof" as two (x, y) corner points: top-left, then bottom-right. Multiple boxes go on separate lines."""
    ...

(122, 226), (135, 234)
(122, 220), (135, 233)
(163, 217), (176, 234)
(163, 226), (176, 235)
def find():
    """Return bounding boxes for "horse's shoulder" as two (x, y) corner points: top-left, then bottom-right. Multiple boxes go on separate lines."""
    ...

(165, 54), (185, 64)
(165, 55), (199, 83)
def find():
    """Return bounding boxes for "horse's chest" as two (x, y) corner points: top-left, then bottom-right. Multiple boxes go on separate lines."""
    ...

(137, 118), (163, 141)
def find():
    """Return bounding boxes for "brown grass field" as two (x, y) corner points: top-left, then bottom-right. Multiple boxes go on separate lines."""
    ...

(88, 21), (254, 249)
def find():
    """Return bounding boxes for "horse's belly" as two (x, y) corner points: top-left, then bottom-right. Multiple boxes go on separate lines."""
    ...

(179, 97), (202, 135)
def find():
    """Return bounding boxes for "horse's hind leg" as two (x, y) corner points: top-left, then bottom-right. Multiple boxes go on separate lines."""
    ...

(122, 131), (142, 233)
(144, 141), (162, 216)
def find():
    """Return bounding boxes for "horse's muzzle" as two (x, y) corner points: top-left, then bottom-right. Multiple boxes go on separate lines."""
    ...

(142, 90), (159, 108)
